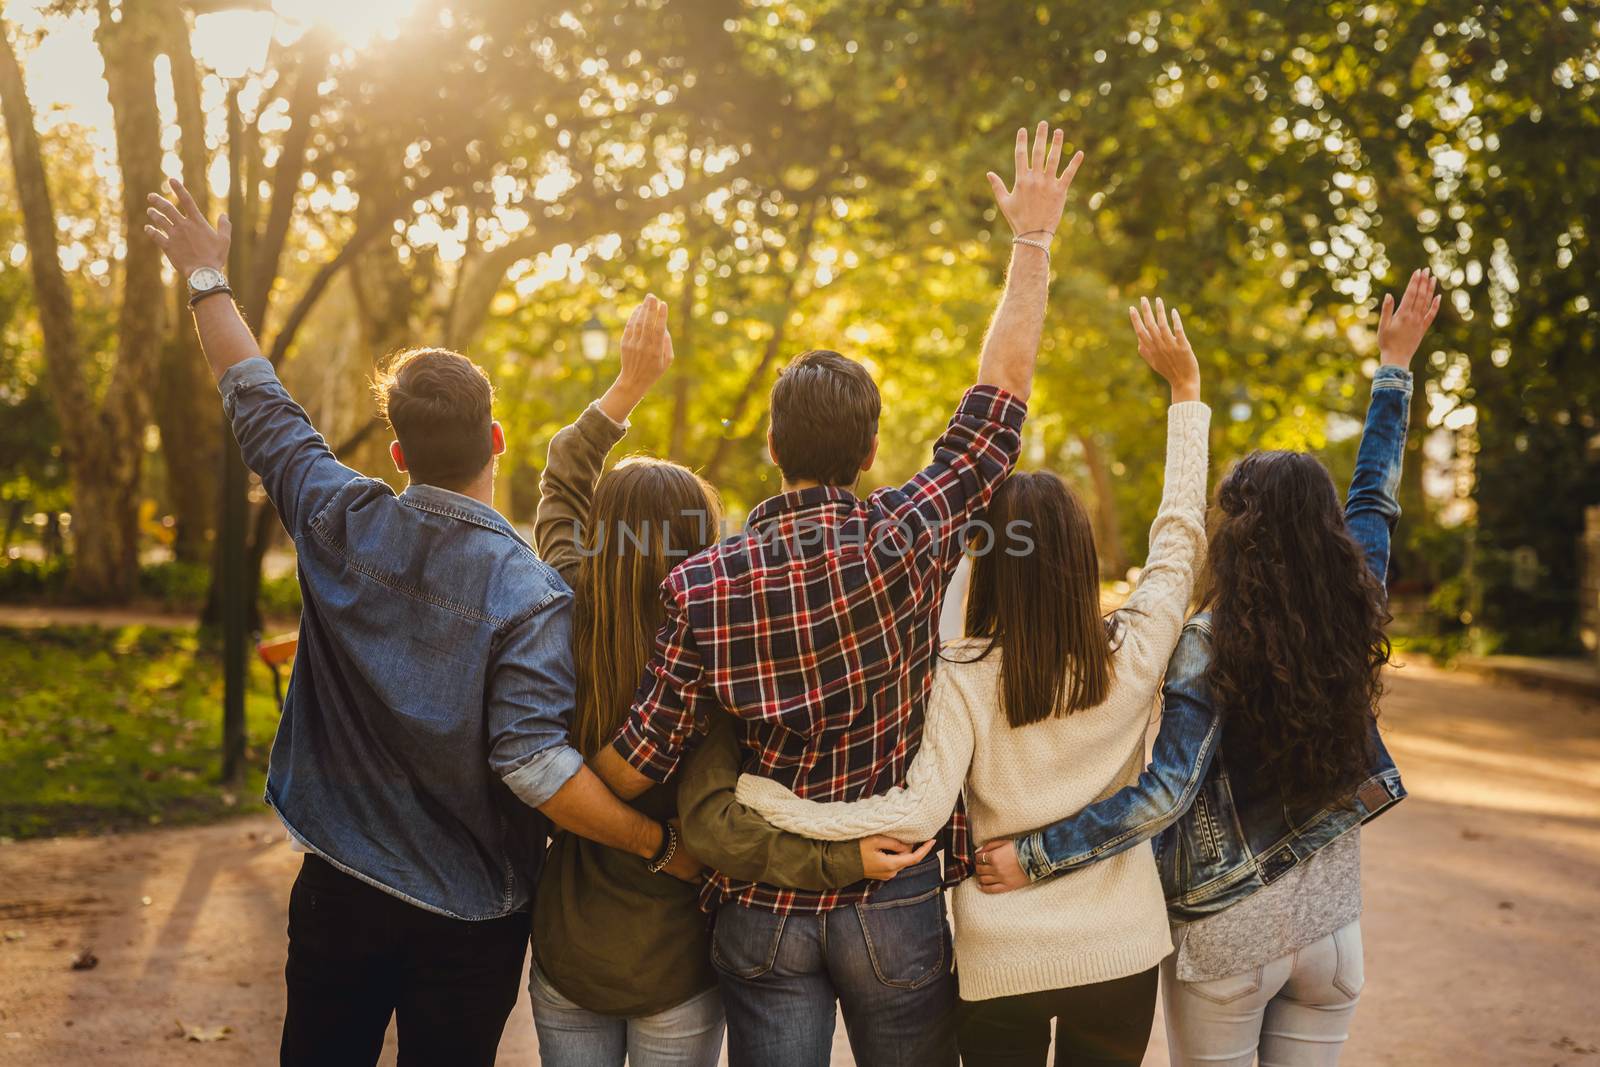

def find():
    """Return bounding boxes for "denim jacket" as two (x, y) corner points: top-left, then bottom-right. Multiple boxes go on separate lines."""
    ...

(1015, 366), (1413, 920)
(221, 357), (582, 920)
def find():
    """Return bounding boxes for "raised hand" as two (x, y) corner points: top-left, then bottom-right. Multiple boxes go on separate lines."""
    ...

(986, 121), (1085, 240)
(597, 294), (674, 423)
(859, 836), (936, 881)
(144, 178), (229, 280)
(1128, 296), (1202, 404)
(1378, 268), (1442, 369)
(973, 839), (1030, 894)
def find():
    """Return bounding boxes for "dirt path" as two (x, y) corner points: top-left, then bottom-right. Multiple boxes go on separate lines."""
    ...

(2, 660), (1597, 1065)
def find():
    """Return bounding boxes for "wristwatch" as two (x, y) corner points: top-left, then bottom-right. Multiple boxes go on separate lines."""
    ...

(186, 266), (231, 307)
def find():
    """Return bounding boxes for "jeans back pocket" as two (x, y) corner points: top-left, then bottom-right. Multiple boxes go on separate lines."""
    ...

(711, 904), (788, 980)
(854, 884), (948, 990)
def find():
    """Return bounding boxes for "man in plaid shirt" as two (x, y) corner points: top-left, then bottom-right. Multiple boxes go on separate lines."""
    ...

(596, 122), (1086, 1066)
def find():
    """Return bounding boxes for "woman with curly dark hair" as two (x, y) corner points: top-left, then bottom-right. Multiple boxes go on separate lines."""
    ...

(972, 268), (1442, 1065)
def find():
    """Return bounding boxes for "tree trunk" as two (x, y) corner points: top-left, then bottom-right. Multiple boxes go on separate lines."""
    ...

(93, 1), (168, 590)
(668, 240), (699, 462)
(151, 5), (222, 562)
(1, 19), (155, 600)
(155, 332), (222, 562)
(1079, 433), (1129, 580)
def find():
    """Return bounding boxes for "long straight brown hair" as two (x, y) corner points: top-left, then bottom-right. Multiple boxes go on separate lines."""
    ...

(964, 471), (1114, 728)
(571, 457), (722, 759)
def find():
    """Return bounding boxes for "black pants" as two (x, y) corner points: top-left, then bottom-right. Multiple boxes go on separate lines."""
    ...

(956, 966), (1159, 1067)
(280, 855), (530, 1067)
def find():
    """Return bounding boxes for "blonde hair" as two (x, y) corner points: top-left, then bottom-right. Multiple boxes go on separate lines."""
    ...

(570, 457), (722, 759)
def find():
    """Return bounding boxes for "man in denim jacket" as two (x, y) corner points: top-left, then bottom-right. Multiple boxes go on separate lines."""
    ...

(145, 179), (698, 1067)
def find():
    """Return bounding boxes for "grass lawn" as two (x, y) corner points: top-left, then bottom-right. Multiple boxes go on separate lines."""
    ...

(0, 625), (280, 840)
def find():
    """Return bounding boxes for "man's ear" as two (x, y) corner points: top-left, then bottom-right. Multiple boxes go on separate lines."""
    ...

(490, 421), (507, 457)
(767, 428), (780, 469)
(860, 433), (879, 473)
(389, 440), (408, 473)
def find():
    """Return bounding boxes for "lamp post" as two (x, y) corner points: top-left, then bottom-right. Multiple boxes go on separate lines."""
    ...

(192, 7), (275, 784)
(581, 313), (608, 392)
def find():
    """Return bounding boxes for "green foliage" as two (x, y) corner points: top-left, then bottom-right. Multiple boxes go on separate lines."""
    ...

(259, 574), (304, 621)
(0, 556), (69, 600)
(3, 0), (1597, 647)
(0, 625), (278, 839)
(136, 560), (212, 610)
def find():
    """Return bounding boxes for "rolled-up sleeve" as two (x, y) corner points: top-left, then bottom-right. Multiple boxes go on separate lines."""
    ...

(218, 356), (360, 535)
(488, 592), (585, 808)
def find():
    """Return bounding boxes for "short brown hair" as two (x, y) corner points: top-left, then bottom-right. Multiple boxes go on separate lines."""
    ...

(768, 350), (881, 487)
(374, 348), (494, 489)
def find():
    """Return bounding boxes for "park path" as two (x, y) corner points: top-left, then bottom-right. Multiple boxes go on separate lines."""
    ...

(1, 659), (1598, 1065)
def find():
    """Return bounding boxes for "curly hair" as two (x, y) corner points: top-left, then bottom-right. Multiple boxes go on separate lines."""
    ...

(1201, 450), (1392, 810)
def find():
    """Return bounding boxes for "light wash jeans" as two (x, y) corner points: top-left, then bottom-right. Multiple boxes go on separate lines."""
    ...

(1163, 921), (1364, 1067)
(529, 963), (725, 1067)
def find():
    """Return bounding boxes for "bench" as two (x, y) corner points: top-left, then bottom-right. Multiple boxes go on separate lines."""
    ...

(257, 632), (298, 712)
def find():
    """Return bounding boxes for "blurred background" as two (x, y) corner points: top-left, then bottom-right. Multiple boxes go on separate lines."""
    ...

(4, 0), (1596, 633)
(2, 6), (1599, 1064)
(2, 0), (1598, 825)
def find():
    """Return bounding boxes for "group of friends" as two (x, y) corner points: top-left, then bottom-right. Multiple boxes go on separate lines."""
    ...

(140, 119), (1441, 1066)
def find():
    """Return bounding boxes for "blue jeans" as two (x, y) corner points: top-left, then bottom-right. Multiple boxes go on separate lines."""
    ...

(710, 856), (958, 1067)
(529, 962), (725, 1067)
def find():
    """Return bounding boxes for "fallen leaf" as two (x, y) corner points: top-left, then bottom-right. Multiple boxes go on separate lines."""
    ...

(175, 1020), (232, 1043)
(70, 948), (98, 971)
(2, 930), (25, 942)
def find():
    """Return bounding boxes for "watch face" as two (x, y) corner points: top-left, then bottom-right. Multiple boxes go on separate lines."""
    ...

(188, 267), (226, 292)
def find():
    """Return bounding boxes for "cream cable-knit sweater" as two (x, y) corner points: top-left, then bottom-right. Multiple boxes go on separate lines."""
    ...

(738, 401), (1212, 1001)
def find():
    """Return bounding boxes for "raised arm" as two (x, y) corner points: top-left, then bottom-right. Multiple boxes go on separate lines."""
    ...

(535, 296), (674, 585)
(891, 126), (1084, 560)
(677, 713), (934, 888)
(145, 178), (354, 534)
(973, 622), (1222, 893)
(733, 668), (974, 843)
(976, 122), (1084, 401)
(1112, 298), (1211, 666)
(1346, 269), (1438, 586)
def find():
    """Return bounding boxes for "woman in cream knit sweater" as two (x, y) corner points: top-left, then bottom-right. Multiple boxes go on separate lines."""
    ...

(736, 297), (1211, 1066)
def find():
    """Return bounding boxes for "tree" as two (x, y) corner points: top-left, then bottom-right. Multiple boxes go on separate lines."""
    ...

(0, 7), (163, 601)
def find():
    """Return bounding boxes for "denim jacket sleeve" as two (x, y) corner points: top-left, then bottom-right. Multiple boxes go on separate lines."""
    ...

(1345, 366), (1413, 588)
(491, 593), (585, 808)
(1014, 622), (1223, 882)
(217, 357), (361, 536)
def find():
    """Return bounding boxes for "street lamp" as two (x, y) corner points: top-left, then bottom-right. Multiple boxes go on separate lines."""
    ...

(581, 313), (609, 363)
(192, 6), (276, 785)
(581, 313), (608, 392)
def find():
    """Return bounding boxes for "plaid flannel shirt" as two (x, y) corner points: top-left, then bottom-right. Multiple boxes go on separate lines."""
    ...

(612, 386), (1027, 914)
